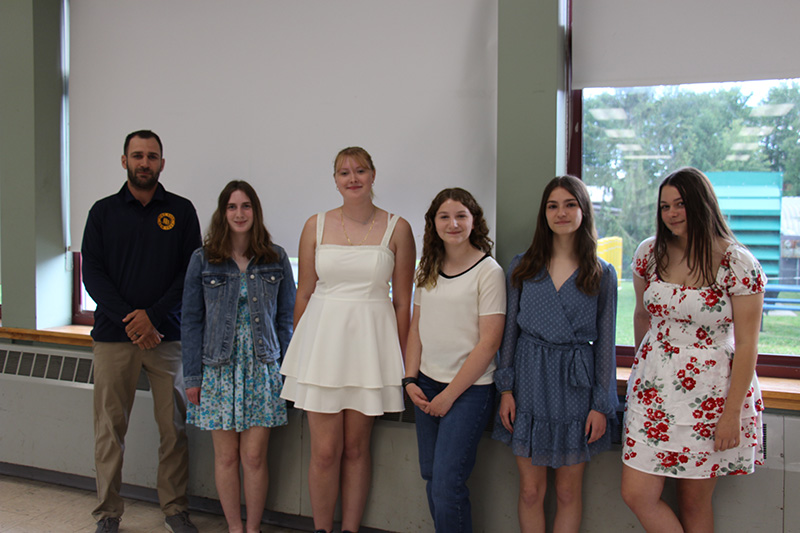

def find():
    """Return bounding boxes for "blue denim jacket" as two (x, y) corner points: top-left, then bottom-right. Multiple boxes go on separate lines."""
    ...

(181, 245), (296, 389)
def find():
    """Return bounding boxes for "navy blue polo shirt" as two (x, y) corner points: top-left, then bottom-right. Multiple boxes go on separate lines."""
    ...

(81, 183), (201, 342)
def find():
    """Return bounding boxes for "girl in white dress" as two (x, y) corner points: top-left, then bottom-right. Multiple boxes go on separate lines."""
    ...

(280, 147), (416, 533)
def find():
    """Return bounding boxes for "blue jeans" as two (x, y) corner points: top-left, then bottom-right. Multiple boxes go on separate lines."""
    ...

(414, 372), (495, 533)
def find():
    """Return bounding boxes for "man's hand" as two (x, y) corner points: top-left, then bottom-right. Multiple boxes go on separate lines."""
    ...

(134, 329), (164, 350)
(124, 309), (162, 349)
(123, 309), (154, 341)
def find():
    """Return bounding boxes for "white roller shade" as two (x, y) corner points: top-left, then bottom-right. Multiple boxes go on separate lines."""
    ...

(573, 0), (800, 89)
(69, 0), (498, 254)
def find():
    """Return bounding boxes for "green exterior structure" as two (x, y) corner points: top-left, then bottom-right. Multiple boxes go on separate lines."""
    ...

(707, 171), (782, 280)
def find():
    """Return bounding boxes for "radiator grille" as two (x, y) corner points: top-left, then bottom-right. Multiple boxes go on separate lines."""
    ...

(0, 344), (151, 391)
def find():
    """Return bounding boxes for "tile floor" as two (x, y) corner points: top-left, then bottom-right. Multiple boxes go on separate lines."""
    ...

(0, 474), (306, 533)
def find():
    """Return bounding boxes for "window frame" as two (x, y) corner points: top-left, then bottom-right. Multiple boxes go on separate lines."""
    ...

(72, 251), (93, 326)
(568, 88), (800, 380)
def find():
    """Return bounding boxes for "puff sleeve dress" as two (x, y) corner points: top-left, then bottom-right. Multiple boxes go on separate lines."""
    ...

(622, 237), (766, 478)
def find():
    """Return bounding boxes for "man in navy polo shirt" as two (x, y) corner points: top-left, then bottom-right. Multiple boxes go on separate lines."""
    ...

(82, 130), (201, 533)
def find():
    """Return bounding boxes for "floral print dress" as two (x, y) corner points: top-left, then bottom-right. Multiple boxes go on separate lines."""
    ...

(187, 273), (288, 431)
(622, 237), (766, 478)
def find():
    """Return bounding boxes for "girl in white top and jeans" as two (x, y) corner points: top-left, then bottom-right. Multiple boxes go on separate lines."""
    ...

(403, 188), (506, 532)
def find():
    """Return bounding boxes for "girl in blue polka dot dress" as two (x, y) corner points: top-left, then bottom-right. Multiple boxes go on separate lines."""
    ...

(492, 176), (618, 532)
(181, 181), (296, 533)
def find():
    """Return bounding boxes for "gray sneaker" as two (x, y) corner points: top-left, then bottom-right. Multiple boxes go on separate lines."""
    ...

(95, 517), (120, 533)
(164, 511), (198, 533)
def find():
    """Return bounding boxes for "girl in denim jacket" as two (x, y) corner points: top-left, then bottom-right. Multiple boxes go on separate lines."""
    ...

(182, 180), (295, 533)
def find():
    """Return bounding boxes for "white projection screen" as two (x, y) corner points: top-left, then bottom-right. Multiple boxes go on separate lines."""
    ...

(573, 0), (800, 89)
(68, 0), (498, 256)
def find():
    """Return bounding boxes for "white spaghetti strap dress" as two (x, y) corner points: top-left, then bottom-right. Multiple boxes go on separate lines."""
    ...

(280, 212), (405, 415)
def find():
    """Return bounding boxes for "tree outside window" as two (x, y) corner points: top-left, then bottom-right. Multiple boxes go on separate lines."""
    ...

(583, 79), (800, 356)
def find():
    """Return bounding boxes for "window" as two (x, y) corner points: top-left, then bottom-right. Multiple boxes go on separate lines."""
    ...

(72, 252), (94, 326)
(579, 79), (800, 370)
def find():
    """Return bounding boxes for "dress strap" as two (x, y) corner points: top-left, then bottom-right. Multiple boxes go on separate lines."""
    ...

(315, 212), (326, 244)
(381, 214), (400, 247)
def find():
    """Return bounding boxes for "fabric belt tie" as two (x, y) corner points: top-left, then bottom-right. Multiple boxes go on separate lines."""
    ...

(521, 333), (592, 389)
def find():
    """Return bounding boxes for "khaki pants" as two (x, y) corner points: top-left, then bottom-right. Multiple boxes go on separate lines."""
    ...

(92, 341), (189, 521)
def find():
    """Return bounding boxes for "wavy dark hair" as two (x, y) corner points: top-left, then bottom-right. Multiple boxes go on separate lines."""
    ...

(654, 167), (735, 285)
(416, 188), (493, 289)
(511, 175), (602, 295)
(204, 180), (279, 265)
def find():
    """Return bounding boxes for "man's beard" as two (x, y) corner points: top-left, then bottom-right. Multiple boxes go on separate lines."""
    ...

(127, 166), (160, 191)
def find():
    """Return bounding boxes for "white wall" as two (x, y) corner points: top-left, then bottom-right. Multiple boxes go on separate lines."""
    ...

(69, 0), (498, 255)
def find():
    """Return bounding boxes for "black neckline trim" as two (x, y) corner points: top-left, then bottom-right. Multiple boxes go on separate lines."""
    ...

(439, 253), (491, 279)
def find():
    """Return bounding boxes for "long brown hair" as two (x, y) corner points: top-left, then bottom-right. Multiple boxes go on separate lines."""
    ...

(416, 188), (493, 289)
(204, 180), (279, 265)
(512, 176), (602, 295)
(654, 167), (735, 284)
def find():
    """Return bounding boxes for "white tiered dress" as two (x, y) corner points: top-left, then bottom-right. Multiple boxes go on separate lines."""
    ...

(280, 212), (405, 415)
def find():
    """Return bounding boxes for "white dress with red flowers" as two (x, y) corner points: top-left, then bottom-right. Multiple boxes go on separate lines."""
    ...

(622, 237), (766, 478)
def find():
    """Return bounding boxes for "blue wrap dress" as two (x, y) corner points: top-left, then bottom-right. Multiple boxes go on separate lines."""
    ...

(493, 255), (618, 467)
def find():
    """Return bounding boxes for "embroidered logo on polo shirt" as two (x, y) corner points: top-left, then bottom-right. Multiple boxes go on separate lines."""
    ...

(157, 212), (176, 230)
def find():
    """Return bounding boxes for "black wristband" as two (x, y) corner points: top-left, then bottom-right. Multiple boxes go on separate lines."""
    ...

(401, 377), (419, 390)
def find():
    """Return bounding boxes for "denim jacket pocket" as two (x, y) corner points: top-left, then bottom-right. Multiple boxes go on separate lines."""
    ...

(258, 270), (283, 300)
(202, 273), (233, 364)
(203, 274), (229, 290)
(248, 268), (284, 362)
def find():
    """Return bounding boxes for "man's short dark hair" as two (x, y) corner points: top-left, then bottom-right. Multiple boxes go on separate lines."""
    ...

(124, 130), (163, 156)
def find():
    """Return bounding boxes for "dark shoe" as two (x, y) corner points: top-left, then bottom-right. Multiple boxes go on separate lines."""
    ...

(164, 511), (198, 533)
(95, 517), (120, 533)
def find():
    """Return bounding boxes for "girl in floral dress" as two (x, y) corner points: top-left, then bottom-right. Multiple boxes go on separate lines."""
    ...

(182, 181), (296, 533)
(621, 167), (766, 532)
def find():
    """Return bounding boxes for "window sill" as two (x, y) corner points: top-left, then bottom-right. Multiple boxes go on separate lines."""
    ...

(0, 326), (92, 347)
(0, 326), (798, 411)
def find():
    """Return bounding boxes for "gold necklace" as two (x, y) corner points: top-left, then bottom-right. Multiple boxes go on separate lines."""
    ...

(340, 207), (377, 245)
